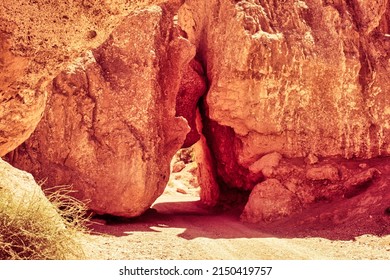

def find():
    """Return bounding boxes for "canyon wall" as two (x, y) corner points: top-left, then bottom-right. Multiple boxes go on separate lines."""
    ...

(179, 0), (390, 191)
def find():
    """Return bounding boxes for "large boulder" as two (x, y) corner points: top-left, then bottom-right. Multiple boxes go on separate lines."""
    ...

(8, 5), (193, 217)
(178, 0), (390, 191)
(240, 179), (302, 223)
(0, 0), (162, 156)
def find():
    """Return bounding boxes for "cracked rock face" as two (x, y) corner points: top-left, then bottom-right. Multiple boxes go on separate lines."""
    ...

(8, 5), (192, 217)
(179, 0), (390, 190)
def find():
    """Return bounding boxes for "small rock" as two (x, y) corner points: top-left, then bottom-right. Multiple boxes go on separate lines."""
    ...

(344, 168), (380, 198)
(306, 164), (340, 181)
(169, 179), (189, 195)
(183, 162), (198, 175)
(305, 153), (319, 165)
(176, 187), (188, 194)
(172, 161), (186, 173)
(359, 163), (368, 169)
(284, 181), (298, 193)
(249, 152), (282, 174)
(344, 168), (380, 188)
(240, 179), (301, 223)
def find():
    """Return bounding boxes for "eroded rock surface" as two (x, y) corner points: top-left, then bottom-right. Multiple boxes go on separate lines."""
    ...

(2, 0), (390, 222)
(176, 59), (207, 148)
(8, 5), (193, 217)
(240, 156), (389, 222)
(179, 0), (390, 194)
(0, 0), (163, 157)
(241, 179), (302, 223)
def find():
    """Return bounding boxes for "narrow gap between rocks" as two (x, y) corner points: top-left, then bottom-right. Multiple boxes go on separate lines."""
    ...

(156, 49), (212, 212)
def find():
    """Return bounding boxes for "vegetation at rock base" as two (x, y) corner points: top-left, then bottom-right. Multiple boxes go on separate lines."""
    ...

(0, 186), (90, 260)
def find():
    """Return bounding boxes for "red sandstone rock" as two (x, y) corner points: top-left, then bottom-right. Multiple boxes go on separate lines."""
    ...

(8, 5), (192, 217)
(0, 0), (159, 156)
(240, 179), (302, 223)
(172, 161), (186, 173)
(193, 109), (220, 206)
(306, 164), (340, 182)
(305, 154), (319, 165)
(3, 0), (390, 222)
(176, 59), (207, 148)
(249, 152), (283, 176)
(344, 168), (380, 198)
(178, 0), (390, 194)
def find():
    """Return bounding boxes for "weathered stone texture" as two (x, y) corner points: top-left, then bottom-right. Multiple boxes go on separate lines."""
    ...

(240, 179), (302, 223)
(176, 59), (207, 148)
(0, 0), (162, 156)
(179, 0), (390, 193)
(193, 110), (220, 206)
(3, 0), (390, 221)
(8, 5), (193, 217)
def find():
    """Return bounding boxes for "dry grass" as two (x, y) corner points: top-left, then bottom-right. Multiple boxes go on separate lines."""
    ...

(0, 185), (90, 260)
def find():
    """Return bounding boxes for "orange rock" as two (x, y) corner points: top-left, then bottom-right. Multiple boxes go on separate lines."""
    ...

(176, 59), (207, 148)
(0, 0), (156, 156)
(306, 164), (340, 182)
(179, 0), (390, 194)
(8, 5), (192, 217)
(241, 179), (302, 223)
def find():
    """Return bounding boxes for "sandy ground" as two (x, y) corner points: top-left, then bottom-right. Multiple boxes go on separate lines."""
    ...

(82, 191), (390, 260)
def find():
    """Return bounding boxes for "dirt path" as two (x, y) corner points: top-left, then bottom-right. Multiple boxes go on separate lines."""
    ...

(82, 192), (390, 260)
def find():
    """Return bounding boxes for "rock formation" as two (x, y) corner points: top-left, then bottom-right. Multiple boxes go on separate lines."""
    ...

(241, 178), (302, 223)
(176, 59), (207, 148)
(0, 0), (163, 156)
(179, 0), (390, 178)
(193, 110), (220, 206)
(2, 0), (390, 222)
(0, 158), (88, 259)
(7, 4), (193, 217)
(0, 158), (63, 225)
(177, 0), (390, 221)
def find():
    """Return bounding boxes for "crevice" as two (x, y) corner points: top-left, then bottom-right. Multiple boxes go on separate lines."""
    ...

(84, 64), (104, 148)
(357, 40), (375, 95)
(194, 46), (263, 192)
(123, 121), (148, 161)
(344, 0), (375, 97)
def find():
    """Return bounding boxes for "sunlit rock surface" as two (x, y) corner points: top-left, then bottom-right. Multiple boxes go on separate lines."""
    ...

(8, 5), (192, 217)
(0, 0), (160, 156)
(3, 0), (390, 221)
(179, 0), (390, 191)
